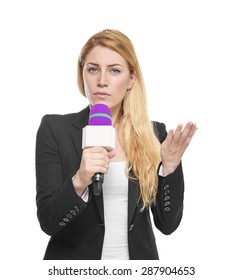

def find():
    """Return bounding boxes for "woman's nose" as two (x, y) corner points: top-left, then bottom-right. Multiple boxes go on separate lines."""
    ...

(97, 71), (108, 87)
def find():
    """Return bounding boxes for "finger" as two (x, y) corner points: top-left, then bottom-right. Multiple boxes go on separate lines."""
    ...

(179, 122), (197, 148)
(179, 122), (193, 143)
(91, 159), (109, 169)
(88, 165), (109, 175)
(165, 129), (174, 145)
(185, 125), (198, 146)
(89, 146), (109, 156)
(187, 122), (198, 138)
(86, 159), (110, 174)
(84, 146), (110, 158)
(82, 154), (109, 167)
(173, 124), (183, 144)
(90, 153), (110, 160)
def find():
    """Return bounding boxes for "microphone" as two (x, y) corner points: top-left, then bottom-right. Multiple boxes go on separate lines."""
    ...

(82, 104), (115, 195)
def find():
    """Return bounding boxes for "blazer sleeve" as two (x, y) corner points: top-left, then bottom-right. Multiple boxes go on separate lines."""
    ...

(151, 121), (184, 235)
(35, 115), (87, 236)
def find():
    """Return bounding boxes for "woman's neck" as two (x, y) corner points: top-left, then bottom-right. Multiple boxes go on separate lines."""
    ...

(110, 126), (127, 162)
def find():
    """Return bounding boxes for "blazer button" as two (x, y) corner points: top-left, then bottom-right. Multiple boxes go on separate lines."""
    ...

(66, 213), (72, 219)
(164, 184), (169, 190)
(70, 210), (77, 216)
(129, 224), (134, 232)
(165, 201), (171, 206)
(164, 207), (171, 212)
(63, 218), (69, 223)
(74, 205), (80, 212)
(59, 221), (65, 226)
(164, 189), (170, 196)
(164, 195), (170, 201)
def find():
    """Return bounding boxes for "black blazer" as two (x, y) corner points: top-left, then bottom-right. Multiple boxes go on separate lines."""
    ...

(35, 106), (184, 260)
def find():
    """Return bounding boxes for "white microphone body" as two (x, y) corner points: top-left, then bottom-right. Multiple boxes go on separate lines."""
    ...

(82, 126), (115, 151)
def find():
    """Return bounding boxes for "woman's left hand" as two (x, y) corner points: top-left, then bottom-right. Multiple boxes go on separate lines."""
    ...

(160, 122), (197, 176)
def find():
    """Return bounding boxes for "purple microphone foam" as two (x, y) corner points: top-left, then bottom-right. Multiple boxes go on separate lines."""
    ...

(88, 104), (112, 125)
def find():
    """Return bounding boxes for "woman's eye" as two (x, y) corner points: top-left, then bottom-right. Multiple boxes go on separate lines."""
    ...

(110, 68), (120, 74)
(88, 67), (98, 73)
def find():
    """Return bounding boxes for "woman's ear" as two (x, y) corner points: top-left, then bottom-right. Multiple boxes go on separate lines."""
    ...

(128, 71), (136, 89)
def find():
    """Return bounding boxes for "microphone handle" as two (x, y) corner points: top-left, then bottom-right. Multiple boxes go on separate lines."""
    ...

(92, 173), (104, 196)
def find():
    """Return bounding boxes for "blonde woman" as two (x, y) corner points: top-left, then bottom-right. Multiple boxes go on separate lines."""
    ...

(36, 29), (197, 260)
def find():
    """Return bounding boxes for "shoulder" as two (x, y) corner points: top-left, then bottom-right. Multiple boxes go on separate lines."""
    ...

(37, 107), (89, 139)
(39, 106), (89, 129)
(36, 113), (79, 141)
(152, 121), (167, 143)
(41, 112), (79, 127)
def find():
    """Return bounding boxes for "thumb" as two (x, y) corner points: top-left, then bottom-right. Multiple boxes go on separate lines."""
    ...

(108, 149), (116, 159)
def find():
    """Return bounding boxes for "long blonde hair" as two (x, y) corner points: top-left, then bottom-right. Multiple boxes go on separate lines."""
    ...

(77, 29), (161, 208)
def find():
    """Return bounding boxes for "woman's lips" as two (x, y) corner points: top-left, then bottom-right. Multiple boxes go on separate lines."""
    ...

(94, 92), (110, 98)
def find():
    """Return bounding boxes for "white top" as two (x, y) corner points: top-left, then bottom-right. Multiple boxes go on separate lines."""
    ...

(101, 161), (129, 260)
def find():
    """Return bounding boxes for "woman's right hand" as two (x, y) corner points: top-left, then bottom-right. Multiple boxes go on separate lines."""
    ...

(72, 146), (116, 196)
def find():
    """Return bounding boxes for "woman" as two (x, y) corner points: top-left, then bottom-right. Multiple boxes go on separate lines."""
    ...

(35, 29), (197, 260)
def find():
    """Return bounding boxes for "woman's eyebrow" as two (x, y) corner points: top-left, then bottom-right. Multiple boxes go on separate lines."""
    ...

(86, 62), (123, 67)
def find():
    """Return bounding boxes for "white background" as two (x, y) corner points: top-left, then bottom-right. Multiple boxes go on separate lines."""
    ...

(0, 0), (241, 279)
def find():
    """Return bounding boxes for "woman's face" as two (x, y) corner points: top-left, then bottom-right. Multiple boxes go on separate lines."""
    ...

(82, 46), (136, 117)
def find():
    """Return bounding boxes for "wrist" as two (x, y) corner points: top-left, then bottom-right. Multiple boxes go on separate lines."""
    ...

(161, 162), (179, 177)
(72, 172), (87, 197)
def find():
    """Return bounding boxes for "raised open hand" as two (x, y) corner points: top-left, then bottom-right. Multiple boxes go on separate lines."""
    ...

(160, 122), (197, 176)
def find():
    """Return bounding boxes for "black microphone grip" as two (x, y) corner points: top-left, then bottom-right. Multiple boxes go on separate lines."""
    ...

(92, 173), (104, 196)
